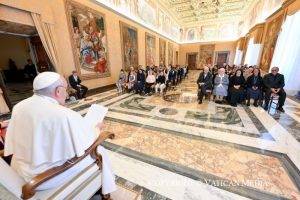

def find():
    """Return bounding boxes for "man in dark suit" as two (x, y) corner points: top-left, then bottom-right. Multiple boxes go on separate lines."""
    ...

(197, 66), (212, 104)
(69, 70), (88, 99)
(263, 67), (286, 112)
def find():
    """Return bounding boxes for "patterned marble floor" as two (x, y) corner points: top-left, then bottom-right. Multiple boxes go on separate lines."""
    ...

(3, 71), (300, 199)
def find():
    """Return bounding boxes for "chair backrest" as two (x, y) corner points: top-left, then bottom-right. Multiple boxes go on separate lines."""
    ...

(0, 158), (25, 199)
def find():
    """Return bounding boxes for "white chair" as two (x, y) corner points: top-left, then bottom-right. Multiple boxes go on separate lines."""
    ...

(0, 132), (114, 200)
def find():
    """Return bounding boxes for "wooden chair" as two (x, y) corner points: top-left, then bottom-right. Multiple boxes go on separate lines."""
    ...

(268, 93), (279, 113)
(0, 131), (114, 200)
(205, 90), (212, 101)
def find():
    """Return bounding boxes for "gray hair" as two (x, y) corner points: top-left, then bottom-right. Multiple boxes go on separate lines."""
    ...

(34, 78), (64, 96)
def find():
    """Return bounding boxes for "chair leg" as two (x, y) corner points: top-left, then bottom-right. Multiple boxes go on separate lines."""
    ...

(268, 96), (273, 113)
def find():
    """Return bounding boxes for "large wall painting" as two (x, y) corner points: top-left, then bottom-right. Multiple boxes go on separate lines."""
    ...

(168, 42), (173, 65)
(199, 44), (215, 69)
(260, 13), (284, 72)
(159, 38), (166, 66)
(119, 21), (139, 71)
(66, 0), (110, 79)
(145, 33), (156, 66)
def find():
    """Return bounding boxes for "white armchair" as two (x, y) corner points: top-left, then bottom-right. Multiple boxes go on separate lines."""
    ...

(0, 131), (114, 200)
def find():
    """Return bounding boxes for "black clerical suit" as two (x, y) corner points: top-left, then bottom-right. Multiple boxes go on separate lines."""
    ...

(197, 72), (212, 103)
(69, 74), (88, 99)
(263, 73), (286, 109)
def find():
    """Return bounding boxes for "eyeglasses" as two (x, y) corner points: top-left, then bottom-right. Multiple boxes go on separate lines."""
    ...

(271, 70), (278, 72)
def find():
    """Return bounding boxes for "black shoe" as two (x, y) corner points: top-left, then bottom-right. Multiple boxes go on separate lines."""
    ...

(231, 103), (237, 107)
(198, 100), (202, 104)
(253, 100), (258, 107)
(264, 106), (268, 111)
(246, 101), (250, 106)
(277, 107), (285, 112)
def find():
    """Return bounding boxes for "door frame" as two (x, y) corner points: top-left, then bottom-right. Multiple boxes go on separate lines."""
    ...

(186, 52), (198, 69)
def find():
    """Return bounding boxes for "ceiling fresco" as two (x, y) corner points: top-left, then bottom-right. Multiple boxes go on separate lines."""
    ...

(96, 0), (284, 42)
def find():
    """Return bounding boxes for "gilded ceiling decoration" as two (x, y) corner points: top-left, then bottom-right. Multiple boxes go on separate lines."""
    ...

(159, 0), (259, 26)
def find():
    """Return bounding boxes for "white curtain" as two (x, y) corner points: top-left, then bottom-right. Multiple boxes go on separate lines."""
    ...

(31, 13), (60, 71)
(234, 47), (243, 65)
(271, 10), (300, 93)
(244, 38), (261, 66)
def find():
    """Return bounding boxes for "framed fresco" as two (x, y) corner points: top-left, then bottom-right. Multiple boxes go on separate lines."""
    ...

(66, 0), (110, 80)
(260, 13), (284, 72)
(168, 42), (173, 65)
(145, 33), (156, 66)
(199, 44), (215, 69)
(159, 38), (166, 66)
(119, 21), (139, 71)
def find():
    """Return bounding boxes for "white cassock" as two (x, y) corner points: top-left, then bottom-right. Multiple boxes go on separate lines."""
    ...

(4, 95), (116, 194)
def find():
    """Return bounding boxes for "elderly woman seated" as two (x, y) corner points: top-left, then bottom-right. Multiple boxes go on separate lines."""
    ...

(213, 68), (229, 104)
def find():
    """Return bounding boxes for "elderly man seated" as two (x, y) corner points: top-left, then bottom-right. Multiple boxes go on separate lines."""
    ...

(263, 66), (286, 112)
(197, 66), (212, 104)
(69, 70), (88, 99)
(4, 72), (116, 197)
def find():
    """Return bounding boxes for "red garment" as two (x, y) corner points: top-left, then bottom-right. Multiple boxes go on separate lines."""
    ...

(94, 57), (106, 73)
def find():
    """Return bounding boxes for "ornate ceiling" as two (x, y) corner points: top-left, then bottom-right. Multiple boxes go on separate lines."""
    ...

(159, 0), (259, 26)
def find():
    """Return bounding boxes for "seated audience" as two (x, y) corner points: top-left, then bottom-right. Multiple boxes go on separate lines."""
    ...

(213, 68), (229, 104)
(4, 72), (116, 196)
(263, 66), (286, 112)
(246, 68), (263, 107)
(197, 66), (212, 104)
(135, 69), (145, 95)
(229, 69), (245, 107)
(155, 71), (166, 95)
(117, 69), (126, 93)
(69, 70), (88, 99)
(168, 67), (177, 87)
(145, 70), (156, 96)
(24, 59), (37, 81)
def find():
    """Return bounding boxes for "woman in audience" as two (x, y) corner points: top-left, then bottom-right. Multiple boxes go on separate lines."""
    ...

(127, 71), (136, 93)
(229, 69), (245, 107)
(117, 69), (126, 93)
(135, 69), (145, 95)
(145, 70), (156, 96)
(213, 68), (229, 104)
(246, 68), (263, 107)
(155, 71), (166, 95)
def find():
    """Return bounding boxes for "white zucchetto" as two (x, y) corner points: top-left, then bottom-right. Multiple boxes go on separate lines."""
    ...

(33, 72), (60, 90)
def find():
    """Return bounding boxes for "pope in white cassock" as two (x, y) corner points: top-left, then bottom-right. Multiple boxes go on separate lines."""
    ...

(4, 72), (116, 195)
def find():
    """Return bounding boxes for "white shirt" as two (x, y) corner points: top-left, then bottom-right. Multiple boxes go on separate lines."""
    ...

(73, 75), (78, 82)
(146, 75), (156, 83)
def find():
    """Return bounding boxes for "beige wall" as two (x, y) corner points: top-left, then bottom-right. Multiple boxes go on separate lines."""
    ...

(0, 34), (31, 70)
(179, 41), (237, 67)
(0, 0), (179, 89)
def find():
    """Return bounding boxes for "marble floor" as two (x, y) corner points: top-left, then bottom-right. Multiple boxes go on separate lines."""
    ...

(3, 71), (300, 199)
